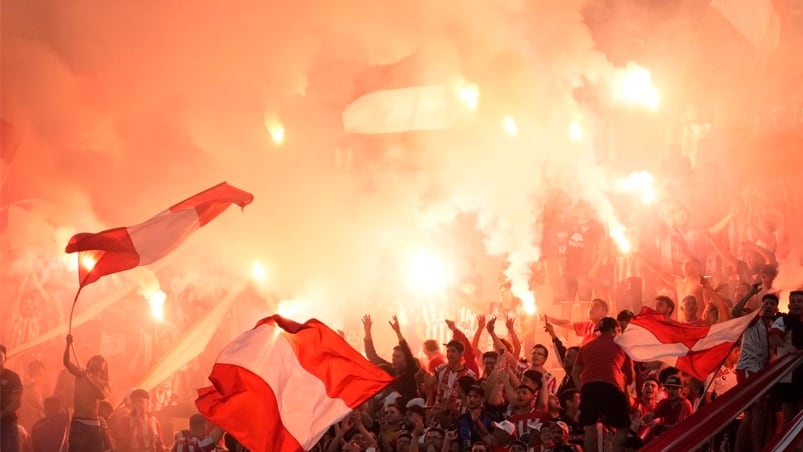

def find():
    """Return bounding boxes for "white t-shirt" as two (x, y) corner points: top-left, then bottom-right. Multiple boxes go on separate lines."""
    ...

(769, 316), (798, 384)
(736, 317), (770, 373)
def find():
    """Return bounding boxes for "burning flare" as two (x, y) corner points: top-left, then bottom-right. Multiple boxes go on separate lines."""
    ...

(609, 225), (632, 254)
(146, 289), (166, 322)
(617, 170), (656, 205)
(251, 260), (267, 282)
(80, 255), (97, 271)
(613, 62), (659, 111)
(454, 80), (479, 111)
(503, 116), (518, 136)
(569, 121), (583, 142)
(407, 249), (450, 296)
(264, 116), (285, 145)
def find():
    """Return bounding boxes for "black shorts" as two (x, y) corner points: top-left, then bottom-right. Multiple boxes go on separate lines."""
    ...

(579, 382), (630, 429)
(775, 383), (803, 404)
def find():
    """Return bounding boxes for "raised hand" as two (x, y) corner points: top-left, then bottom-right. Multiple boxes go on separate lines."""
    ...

(445, 319), (457, 331)
(476, 314), (486, 331)
(486, 316), (496, 334)
(389, 315), (402, 334)
(361, 315), (373, 337)
(66, 334), (74, 345)
(505, 315), (515, 331)
(543, 315), (556, 338)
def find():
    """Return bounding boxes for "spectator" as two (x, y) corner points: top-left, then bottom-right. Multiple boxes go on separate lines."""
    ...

(30, 397), (69, 452)
(1, 343), (24, 452)
(170, 414), (224, 452)
(63, 335), (113, 452)
(116, 388), (165, 452)
(642, 375), (693, 436)
(572, 317), (633, 452)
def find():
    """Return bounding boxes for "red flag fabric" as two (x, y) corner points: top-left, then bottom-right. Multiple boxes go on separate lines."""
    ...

(614, 307), (756, 381)
(65, 182), (253, 287)
(195, 315), (395, 452)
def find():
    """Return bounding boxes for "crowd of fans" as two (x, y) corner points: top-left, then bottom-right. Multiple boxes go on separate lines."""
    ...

(1, 116), (802, 452)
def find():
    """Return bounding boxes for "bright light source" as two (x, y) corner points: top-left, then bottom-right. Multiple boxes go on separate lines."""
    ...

(454, 80), (479, 111)
(569, 121), (583, 142)
(519, 290), (537, 315)
(81, 255), (97, 271)
(146, 289), (167, 322)
(264, 117), (285, 145)
(251, 261), (267, 282)
(503, 116), (518, 136)
(613, 62), (659, 111)
(277, 298), (306, 321)
(610, 226), (632, 254)
(407, 250), (449, 296)
(617, 170), (656, 205)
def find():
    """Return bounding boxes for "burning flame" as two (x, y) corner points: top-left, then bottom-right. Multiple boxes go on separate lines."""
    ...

(146, 289), (166, 322)
(454, 80), (479, 111)
(503, 116), (518, 136)
(617, 170), (656, 205)
(251, 260), (267, 282)
(613, 62), (659, 111)
(264, 117), (285, 145)
(517, 290), (538, 315)
(609, 225), (632, 254)
(277, 298), (306, 321)
(407, 249), (450, 296)
(569, 121), (583, 142)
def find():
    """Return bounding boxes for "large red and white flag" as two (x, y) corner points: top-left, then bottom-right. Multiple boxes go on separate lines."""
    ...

(65, 182), (253, 287)
(196, 315), (394, 452)
(342, 46), (465, 135)
(615, 307), (756, 381)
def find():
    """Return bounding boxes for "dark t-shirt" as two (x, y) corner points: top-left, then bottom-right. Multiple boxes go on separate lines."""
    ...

(1, 368), (23, 423)
(565, 219), (603, 276)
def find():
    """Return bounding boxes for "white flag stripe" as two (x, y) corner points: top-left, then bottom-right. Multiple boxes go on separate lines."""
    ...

(690, 313), (756, 352)
(342, 85), (452, 134)
(615, 323), (686, 364)
(129, 209), (199, 265)
(215, 323), (351, 450)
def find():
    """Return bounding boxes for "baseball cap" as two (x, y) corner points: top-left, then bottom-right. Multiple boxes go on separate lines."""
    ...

(664, 375), (682, 387)
(443, 340), (464, 352)
(554, 421), (570, 435)
(492, 420), (517, 436)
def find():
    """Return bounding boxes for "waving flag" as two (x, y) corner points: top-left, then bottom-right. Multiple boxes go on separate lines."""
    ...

(342, 46), (463, 135)
(196, 315), (394, 452)
(65, 182), (253, 287)
(615, 307), (756, 380)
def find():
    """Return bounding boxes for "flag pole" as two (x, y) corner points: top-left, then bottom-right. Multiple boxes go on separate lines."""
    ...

(692, 312), (756, 411)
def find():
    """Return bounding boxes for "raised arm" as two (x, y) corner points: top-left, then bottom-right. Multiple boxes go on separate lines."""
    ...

(701, 278), (730, 322)
(389, 315), (419, 375)
(707, 205), (737, 236)
(505, 315), (522, 359)
(362, 315), (390, 366)
(63, 335), (82, 376)
(543, 316), (567, 365)
(731, 282), (761, 318)
(471, 315), (486, 368)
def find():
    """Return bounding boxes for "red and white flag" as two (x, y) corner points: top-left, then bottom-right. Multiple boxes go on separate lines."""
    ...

(65, 182), (253, 287)
(195, 315), (394, 452)
(342, 46), (464, 135)
(615, 307), (756, 381)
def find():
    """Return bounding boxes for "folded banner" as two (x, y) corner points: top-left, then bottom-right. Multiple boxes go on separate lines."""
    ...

(65, 182), (253, 287)
(615, 307), (756, 381)
(196, 315), (395, 452)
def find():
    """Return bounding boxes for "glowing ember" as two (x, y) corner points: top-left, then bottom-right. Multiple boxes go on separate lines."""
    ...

(407, 249), (449, 296)
(617, 170), (656, 204)
(613, 62), (659, 111)
(569, 121), (583, 142)
(503, 116), (518, 136)
(251, 260), (267, 282)
(264, 117), (285, 145)
(146, 289), (166, 322)
(454, 80), (479, 111)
